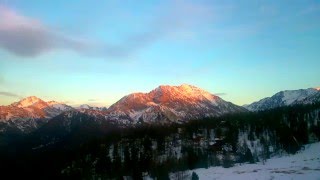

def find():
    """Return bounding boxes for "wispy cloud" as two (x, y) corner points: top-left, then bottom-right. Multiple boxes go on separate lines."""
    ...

(0, 91), (22, 98)
(0, 1), (214, 58)
(0, 6), (92, 57)
(88, 99), (98, 102)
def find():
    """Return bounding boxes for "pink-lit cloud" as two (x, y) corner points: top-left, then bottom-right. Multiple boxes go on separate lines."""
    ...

(0, 1), (216, 58)
(0, 6), (92, 57)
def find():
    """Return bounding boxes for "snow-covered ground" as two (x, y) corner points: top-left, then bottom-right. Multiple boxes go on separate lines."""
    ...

(171, 142), (320, 180)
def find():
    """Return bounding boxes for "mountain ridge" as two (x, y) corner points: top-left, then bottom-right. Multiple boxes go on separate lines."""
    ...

(0, 96), (75, 133)
(0, 84), (246, 132)
(2, 85), (319, 133)
(244, 87), (320, 111)
(106, 84), (246, 124)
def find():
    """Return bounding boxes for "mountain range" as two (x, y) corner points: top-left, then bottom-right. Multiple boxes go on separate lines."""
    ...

(0, 84), (245, 133)
(1, 84), (320, 134)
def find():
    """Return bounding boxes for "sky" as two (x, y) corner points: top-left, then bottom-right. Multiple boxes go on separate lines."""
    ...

(0, 0), (320, 107)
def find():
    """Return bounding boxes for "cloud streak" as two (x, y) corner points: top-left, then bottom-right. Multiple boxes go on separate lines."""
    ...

(0, 6), (92, 57)
(0, 1), (214, 58)
(0, 91), (22, 98)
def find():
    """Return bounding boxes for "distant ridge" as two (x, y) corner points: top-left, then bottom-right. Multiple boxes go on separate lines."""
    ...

(244, 87), (320, 111)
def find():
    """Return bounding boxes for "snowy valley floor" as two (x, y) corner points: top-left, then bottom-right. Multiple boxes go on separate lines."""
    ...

(171, 142), (320, 180)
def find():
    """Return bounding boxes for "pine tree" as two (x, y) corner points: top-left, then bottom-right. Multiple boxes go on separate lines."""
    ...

(191, 172), (199, 180)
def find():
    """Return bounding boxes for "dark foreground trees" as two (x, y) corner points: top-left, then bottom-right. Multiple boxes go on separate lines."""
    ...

(0, 103), (319, 179)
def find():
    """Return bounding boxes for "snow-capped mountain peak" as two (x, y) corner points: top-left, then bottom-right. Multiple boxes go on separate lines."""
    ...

(107, 84), (246, 124)
(281, 88), (317, 105)
(12, 96), (45, 108)
(1, 96), (74, 133)
(245, 88), (320, 111)
(149, 84), (219, 104)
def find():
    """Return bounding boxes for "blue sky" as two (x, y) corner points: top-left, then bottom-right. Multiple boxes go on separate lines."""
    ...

(0, 0), (320, 106)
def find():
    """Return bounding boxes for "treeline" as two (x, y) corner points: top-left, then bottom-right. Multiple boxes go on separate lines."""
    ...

(61, 103), (320, 179)
(0, 103), (320, 179)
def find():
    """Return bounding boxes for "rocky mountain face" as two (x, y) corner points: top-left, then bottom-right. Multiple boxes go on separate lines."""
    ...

(0, 84), (247, 133)
(2, 85), (319, 134)
(296, 89), (320, 105)
(0, 96), (74, 133)
(245, 88), (320, 111)
(106, 84), (247, 124)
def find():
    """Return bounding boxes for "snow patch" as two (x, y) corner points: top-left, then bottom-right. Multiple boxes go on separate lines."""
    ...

(171, 142), (320, 180)
(282, 89), (317, 105)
